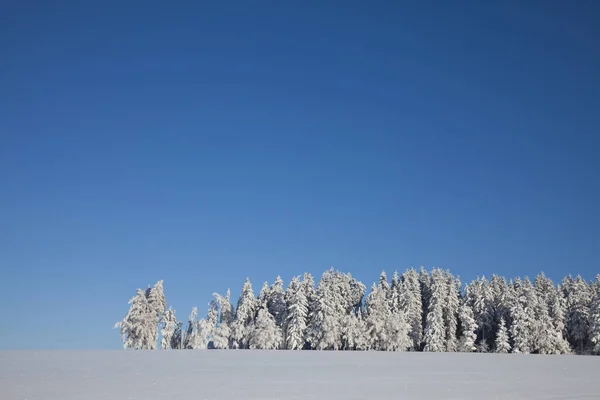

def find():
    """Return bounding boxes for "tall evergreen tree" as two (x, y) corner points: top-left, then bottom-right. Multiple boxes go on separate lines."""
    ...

(563, 275), (592, 354)
(268, 276), (287, 330)
(443, 271), (461, 352)
(233, 278), (256, 349)
(423, 269), (446, 352)
(401, 268), (423, 351)
(589, 275), (600, 355)
(285, 276), (309, 350)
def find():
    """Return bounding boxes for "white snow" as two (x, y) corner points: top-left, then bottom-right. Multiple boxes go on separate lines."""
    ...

(1, 351), (599, 400)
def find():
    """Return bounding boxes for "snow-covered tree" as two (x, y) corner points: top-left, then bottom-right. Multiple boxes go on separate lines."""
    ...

(285, 276), (308, 350)
(212, 290), (234, 349)
(509, 278), (536, 354)
(563, 275), (592, 354)
(341, 311), (368, 350)
(495, 317), (511, 353)
(233, 278), (256, 349)
(160, 307), (177, 349)
(365, 284), (389, 350)
(589, 275), (600, 355)
(423, 269), (446, 352)
(184, 307), (199, 349)
(171, 320), (183, 349)
(268, 276), (287, 329)
(401, 268), (423, 351)
(458, 301), (477, 352)
(115, 288), (156, 350)
(306, 268), (365, 350)
(443, 271), (461, 352)
(249, 305), (282, 350)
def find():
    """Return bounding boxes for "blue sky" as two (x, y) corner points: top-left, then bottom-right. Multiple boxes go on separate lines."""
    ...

(1, 1), (599, 349)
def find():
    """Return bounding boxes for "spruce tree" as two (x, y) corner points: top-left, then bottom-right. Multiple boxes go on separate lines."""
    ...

(285, 276), (309, 350)
(160, 307), (177, 349)
(423, 269), (446, 352)
(495, 317), (511, 353)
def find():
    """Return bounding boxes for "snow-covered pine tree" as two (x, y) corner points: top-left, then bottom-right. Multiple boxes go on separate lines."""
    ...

(144, 281), (166, 350)
(267, 276), (287, 331)
(171, 320), (183, 349)
(488, 274), (511, 345)
(115, 288), (155, 350)
(419, 266), (431, 335)
(384, 310), (411, 351)
(509, 278), (536, 354)
(160, 307), (177, 349)
(548, 285), (571, 354)
(532, 273), (570, 354)
(249, 304), (282, 350)
(341, 311), (368, 350)
(495, 317), (511, 353)
(563, 275), (592, 354)
(212, 290), (234, 349)
(233, 278), (256, 349)
(257, 281), (270, 305)
(589, 275), (600, 355)
(390, 271), (401, 314)
(184, 307), (199, 349)
(365, 283), (389, 350)
(444, 271), (461, 352)
(285, 276), (308, 350)
(423, 268), (446, 352)
(401, 268), (423, 351)
(458, 300), (477, 352)
(306, 268), (365, 350)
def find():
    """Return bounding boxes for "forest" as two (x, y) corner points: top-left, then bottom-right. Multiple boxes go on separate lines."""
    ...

(116, 267), (600, 355)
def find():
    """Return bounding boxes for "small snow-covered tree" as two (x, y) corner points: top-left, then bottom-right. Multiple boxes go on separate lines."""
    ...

(171, 320), (183, 349)
(285, 276), (308, 350)
(160, 307), (177, 349)
(458, 301), (477, 352)
(423, 269), (446, 352)
(115, 288), (155, 350)
(249, 305), (282, 350)
(341, 311), (367, 350)
(495, 317), (511, 353)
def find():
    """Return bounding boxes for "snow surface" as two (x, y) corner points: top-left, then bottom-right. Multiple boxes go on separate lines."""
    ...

(1, 351), (599, 399)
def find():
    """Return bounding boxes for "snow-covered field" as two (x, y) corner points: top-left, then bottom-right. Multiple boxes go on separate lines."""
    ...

(1, 351), (599, 400)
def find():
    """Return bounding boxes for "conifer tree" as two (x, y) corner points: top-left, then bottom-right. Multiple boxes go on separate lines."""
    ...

(233, 278), (256, 349)
(285, 276), (309, 350)
(458, 301), (477, 352)
(495, 317), (511, 353)
(160, 307), (177, 349)
(115, 288), (155, 350)
(589, 275), (600, 355)
(401, 268), (423, 351)
(423, 269), (446, 352)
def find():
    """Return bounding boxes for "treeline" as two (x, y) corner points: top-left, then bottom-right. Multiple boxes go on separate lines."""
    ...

(116, 268), (600, 355)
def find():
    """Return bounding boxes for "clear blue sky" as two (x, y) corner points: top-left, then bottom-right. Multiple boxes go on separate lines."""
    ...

(1, 1), (599, 349)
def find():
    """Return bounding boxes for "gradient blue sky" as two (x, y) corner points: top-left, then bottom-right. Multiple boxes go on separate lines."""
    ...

(1, 1), (599, 349)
